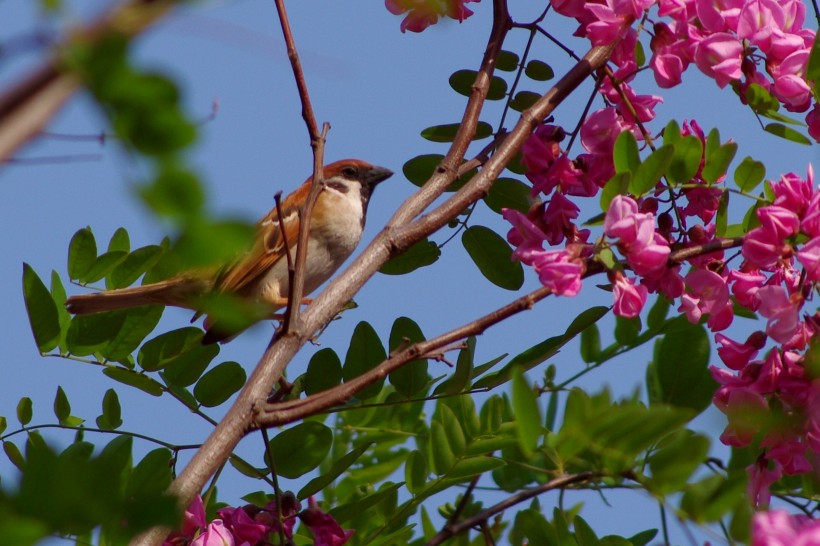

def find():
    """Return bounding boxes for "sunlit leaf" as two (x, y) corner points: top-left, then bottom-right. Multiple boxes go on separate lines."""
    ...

(763, 123), (811, 145)
(67, 227), (97, 281)
(630, 144), (674, 196)
(733, 156), (766, 193)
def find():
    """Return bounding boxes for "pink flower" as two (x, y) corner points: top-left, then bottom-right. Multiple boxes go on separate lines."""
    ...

(747, 458), (782, 508)
(694, 32), (743, 88)
(753, 510), (820, 546)
(679, 268), (734, 331)
(649, 22), (692, 87)
(580, 108), (631, 156)
(696, 0), (743, 33)
(627, 232), (671, 276)
(612, 273), (647, 317)
(192, 521), (234, 546)
(385, 0), (479, 32)
(503, 208), (548, 264)
(522, 124), (565, 175)
(550, 0), (587, 18)
(758, 206), (800, 240)
(299, 501), (354, 546)
(218, 506), (269, 545)
(756, 285), (800, 343)
(743, 226), (786, 269)
(716, 331), (766, 371)
(543, 192), (580, 245)
(532, 248), (585, 296)
(772, 169), (814, 216)
(796, 237), (820, 281)
(806, 104), (820, 142)
(737, 0), (785, 51)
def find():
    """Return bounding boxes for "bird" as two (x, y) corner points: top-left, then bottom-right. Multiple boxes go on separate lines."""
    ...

(65, 159), (393, 343)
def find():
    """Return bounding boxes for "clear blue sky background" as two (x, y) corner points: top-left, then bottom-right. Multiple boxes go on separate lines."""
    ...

(1, 1), (818, 544)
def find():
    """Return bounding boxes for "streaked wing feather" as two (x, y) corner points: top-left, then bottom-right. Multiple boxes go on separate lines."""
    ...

(214, 183), (308, 294)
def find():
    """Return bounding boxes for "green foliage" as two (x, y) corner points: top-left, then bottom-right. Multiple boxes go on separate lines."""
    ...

(266, 422), (333, 479)
(420, 121), (493, 143)
(343, 322), (388, 400)
(484, 177), (532, 214)
(22, 264), (60, 353)
(380, 239), (441, 275)
(524, 60), (554, 81)
(194, 361), (246, 407)
(461, 225), (524, 290)
(449, 70), (508, 100)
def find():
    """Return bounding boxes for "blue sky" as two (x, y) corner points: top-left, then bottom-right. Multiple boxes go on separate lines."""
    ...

(1, 1), (818, 544)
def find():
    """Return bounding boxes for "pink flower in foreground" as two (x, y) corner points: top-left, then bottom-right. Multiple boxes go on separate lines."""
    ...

(192, 521), (234, 546)
(612, 273), (647, 317)
(753, 510), (820, 546)
(580, 108), (631, 156)
(715, 331), (766, 371)
(679, 268), (733, 331)
(532, 248), (585, 296)
(796, 236), (820, 281)
(694, 32), (743, 88)
(756, 285), (800, 343)
(807, 104), (820, 142)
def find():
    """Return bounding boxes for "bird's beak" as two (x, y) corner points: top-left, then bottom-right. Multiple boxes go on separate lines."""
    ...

(365, 166), (393, 188)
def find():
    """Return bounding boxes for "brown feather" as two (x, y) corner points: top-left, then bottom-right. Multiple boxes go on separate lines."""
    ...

(65, 277), (209, 314)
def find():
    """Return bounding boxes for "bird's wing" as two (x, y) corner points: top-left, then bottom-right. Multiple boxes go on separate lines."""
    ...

(213, 183), (308, 295)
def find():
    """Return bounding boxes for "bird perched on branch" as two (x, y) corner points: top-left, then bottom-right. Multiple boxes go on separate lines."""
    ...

(65, 159), (393, 343)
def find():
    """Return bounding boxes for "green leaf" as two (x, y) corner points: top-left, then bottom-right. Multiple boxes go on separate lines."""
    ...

(649, 430), (710, 493)
(138, 327), (216, 381)
(715, 190), (729, 237)
(630, 144), (674, 196)
(380, 239), (440, 275)
(580, 324), (601, 363)
(634, 39), (646, 66)
(108, 227), (131, 253)
(509, 91), (541, 112)
(497, 50), (519, 71)
(173, 219), (254, 269)
(449, 70), (508, 100)
(140, 167), (204, 220)
(103, 368), (163, 396)
(53, 387), (71, 424)
(744, 83), (781, 115)
(511, 367), (541, 455)
(266, 421), (332, 479)
(702, 142), (739, 183)
(763, 123), (811, 145)
(98, 389), (122, 430)
(162, 340), (220, 388)
(0, 416), (6, 436)
(448, 455), (505, 480)
(667, 136), (703, 185)
(484, 177), (531, 214)
(437, 338), (474, 396)
(108, 245), (164, 289)
(4, 441), (25, 471)
(17, 397), (33, 426)
(66, 311), (126, 356)
(613, 131), (640, 174)
(421, 121), (493, 143)
(525, 60), (554, 81)
(628, 529), (659, 546)
(614, 316), (640, 346)
(574, 515), (599, 546)
(388, 317), (428, 397)
(402, 154), (443, 186)
(654, 317), (716, 413)
(428, 420), (455, 475)
(733, 156), (766, 193)
(304, 348), (343, 396)
(194, 361), (246, 407)
(405, 450), (428, 494)
(83, 251), (128, 283)
(646, 296), (670, 331)
(343, 322), (387, 400)
(808, 31), (820, 88)
(100, 306), (164, 361)
(22, 264), (61, 353)
(681, 474), (747, 522)
(599, 172), (630, 211)
(462, 225), (524, 290)
(298, 442), (373, 499)
(67, 227), (97, 281)
(662, 120), (681, 145)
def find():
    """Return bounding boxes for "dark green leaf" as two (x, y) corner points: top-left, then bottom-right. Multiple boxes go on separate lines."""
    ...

(98, 389), (122, 430)
(509, 91), (540, 112)
(83, 251), (128, 283)
(808, 31), (820, 87)
(298, 442), (374, 499)
(484, 177), (531, 214)
(437, 339), (474, 396)
(448, 70), (508, 100)
(630, 144), (674, 196)
(448, 455), (505, 480)
(628, 529), (659, 546)
(138, 327), (210, 372)
(614, 316), (640, 346)
(668, 136), (703, 185)
(421, 121), (493, 143)
(0, 416), (6, 436)
(402, 154), (443, 186)
(497, 50), (519, 71)
(646, 296), (670, 331)
(103, 368), (163, 396)
(574, 516), (599, 546)
(380, 239), (440, 275)
(65, 311), (126, 356)
(681, 474), (746, 522)
(304, 348), (343, 396)
(405, 449), (428, 494)
(17, 397), (32, 426)
(343, 322), (387, 400)
(733, 156), (766, 193)
(716, 190), (729, 237)
(580, 324), (600, 363)
(649, 430), (710, 493)
(655, 317), (716, 413)
(266, 421), (332, 479)
(744, 83), (781, 115)
(525, 60), (554, 81)
(53, 387), (70, 424)
(702, 142), (739, 183)
(462, 225), (524, 290)
(4, 441), (25, 471)
(194, 361), (246, 407)
(108, 245), (164, 289)
(108, 228), (130, 253)
(613, 131), (640, 174)
(428, 421), (455, 475)
(67, 227), (97, 281)
(22, 264), (61, 353)
(511, 367), (541, 455)
(763, 123), (811, 145)
(388, 317), (428, 397)
(100, 306), (164, 361)
(162, 340), (220, 387)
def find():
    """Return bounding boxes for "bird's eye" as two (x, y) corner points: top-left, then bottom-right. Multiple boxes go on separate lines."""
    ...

(342, 166), (357, 178)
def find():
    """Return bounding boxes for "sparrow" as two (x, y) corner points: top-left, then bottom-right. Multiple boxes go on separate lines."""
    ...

(65, 159), (393, 343)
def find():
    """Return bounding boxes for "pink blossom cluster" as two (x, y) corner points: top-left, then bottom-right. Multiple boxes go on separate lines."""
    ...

(753, 510), (820, 545)
(385, 0), (479, 32)
(163, 495), (353, 546)
(551, 0), (820, 140)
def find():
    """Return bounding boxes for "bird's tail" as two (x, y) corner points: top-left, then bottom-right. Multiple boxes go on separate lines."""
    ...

(65, 278), (208, 315)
